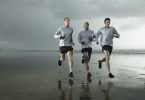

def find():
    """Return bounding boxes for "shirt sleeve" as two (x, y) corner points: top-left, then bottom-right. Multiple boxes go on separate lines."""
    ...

(95, 29), (101, 42)
(54, 27), (61, 38)
(113, 28), (120, 38)
(78, 32), (81, 44)
(71, 29), (74, 43)
(92, 31), (96, 41)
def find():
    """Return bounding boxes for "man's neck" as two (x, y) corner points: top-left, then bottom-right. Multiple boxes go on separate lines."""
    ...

(64, 25), (69, 28)
(105, 26), (110, 28)
(84, 28), (89, 31)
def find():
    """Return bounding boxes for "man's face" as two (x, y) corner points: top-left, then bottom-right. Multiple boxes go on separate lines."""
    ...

(64, 19), (70, 27)
(105, 20), (110, 27)
(84, 23), (89, 30)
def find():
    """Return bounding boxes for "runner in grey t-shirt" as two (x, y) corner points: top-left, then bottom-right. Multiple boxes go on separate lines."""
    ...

(96, 18), (120, 78)
(54, 26), (73, 47)
(54, 17), (74, 77)
(78, 22), (96, 79)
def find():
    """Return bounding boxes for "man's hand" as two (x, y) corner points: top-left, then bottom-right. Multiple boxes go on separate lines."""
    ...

(72, 42), (75, 46)
(96, 41), (99, 45)
(93, 38), (96, 42)
(60, 36), (65, 39)
(113, 34), (120, 38)
(81, 41), (86, 45)
(60, 32), (65, 39)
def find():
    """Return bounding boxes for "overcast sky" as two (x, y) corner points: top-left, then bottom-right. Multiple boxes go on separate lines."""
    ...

(0, 0), (145, 50)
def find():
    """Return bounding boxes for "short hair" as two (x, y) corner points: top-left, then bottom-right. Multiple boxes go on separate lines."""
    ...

(104, 18), (111, 22)
(84, 22), (89, 25)
(64, 17), (70, 21)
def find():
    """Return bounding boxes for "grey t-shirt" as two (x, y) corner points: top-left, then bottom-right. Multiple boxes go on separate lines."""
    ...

(96, 26), (120, 47)
(54, 26), (73, 47)
(78, 30), (95, 49)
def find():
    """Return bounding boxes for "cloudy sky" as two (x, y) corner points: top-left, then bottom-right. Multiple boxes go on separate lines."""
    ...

(0, 0), (145, 50)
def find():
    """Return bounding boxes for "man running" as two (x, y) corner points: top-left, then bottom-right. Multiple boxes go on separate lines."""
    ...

(54, 17), (74, 77)
(96, 18), (120, 78)
(78, 22), (95, 79)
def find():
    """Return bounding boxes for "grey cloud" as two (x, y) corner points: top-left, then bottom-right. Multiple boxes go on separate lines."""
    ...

(0, 0), (145, 50)
(0, 0), (60, 50)
(23, 0), (145, 19)
(3, 0), (144, 19)
(118, 18), (145, 32)
(89, 0), (145, 17)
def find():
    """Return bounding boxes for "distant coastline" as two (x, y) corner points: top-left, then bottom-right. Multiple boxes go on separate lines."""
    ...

(1, 49), (145, 54)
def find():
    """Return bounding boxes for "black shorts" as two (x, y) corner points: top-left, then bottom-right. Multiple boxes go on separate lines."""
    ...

(59, 46), (73, 53)
(102, 45), (113, 55)
(81, 48), (92, 61)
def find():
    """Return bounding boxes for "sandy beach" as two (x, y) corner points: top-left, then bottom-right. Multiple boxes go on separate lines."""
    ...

(0, 51), (145, 100)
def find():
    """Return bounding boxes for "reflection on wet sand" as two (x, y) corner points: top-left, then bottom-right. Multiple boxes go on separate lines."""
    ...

(57, 78), (114, 100)
(98, 80), (113, 100)
(79, 82), (92, 100)
(58, 79), (74, 100)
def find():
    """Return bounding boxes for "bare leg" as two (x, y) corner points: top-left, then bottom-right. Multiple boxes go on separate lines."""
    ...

(58, 53), (65, 66)
(59, 53), (65, 62)
(98, 55), (105, 69)
(103, 50), (115, 78)
(101, 57), (106, 62)
(66, 51), (73, 73)
(103, 50), (110, 73)
(83, 52), (92, 79)
(83, 52), (89, 72)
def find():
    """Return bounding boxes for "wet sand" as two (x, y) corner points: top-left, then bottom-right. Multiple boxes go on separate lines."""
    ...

(0, 51), (145, 100)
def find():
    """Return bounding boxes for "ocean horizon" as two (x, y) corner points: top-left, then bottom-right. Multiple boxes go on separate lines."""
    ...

(1, 49), (145, 54)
